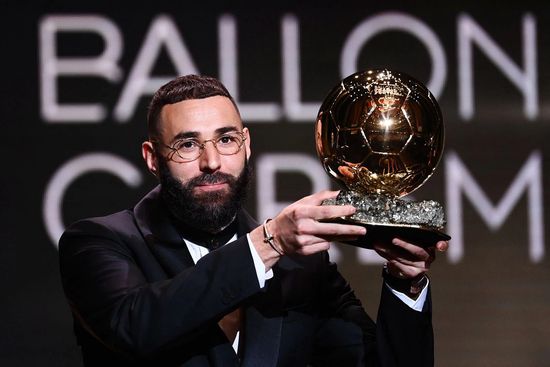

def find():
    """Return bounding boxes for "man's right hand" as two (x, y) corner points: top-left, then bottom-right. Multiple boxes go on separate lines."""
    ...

(249, 190), (366, 269)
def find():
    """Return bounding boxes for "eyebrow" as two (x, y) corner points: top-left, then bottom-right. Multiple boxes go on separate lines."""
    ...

(171, 126), (240, 143)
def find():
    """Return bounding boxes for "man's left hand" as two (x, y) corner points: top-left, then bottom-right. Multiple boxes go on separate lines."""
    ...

(374, 239), (448, 280)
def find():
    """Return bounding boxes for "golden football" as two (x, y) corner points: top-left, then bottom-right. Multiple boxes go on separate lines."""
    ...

(315, 69), (444, 197)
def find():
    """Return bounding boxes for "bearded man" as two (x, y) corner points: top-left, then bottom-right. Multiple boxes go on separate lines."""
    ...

(59, 75), (447, 367)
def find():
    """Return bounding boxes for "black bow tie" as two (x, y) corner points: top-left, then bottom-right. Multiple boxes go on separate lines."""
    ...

(175, 219), (238, 251)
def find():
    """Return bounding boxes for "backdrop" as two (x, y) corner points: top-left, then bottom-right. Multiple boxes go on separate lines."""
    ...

(3, 1), (550, 366)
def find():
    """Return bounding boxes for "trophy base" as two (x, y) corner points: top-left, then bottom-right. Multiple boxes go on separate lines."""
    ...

(332, 218), (450, 249)
(323, 191), (451, 249)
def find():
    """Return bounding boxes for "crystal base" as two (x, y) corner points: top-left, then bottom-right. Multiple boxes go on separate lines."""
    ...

(323, 190), (451, 248)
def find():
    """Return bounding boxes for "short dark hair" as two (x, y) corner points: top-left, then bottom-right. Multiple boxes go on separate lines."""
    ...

(147, 75), (239, 140)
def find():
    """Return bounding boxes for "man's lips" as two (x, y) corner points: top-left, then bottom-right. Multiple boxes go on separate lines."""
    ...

(193, 182), (228, 192)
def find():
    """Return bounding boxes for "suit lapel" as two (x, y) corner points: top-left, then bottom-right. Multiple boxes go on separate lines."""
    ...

(134, 186), (195, 277)
(241, 252), (315, 366)
(241, 303), (283, 367)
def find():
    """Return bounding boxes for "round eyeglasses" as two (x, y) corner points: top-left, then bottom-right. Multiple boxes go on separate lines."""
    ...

(153, 131), (247, 163)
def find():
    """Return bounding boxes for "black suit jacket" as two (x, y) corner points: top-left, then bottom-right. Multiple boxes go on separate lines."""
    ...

(59, 186), (434, 366)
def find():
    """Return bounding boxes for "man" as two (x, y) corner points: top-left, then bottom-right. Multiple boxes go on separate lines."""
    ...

(59, 75), (448, 366)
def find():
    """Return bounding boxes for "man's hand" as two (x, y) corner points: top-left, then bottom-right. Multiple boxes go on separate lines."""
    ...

(374, 239), (449, 280)
(269, 190), (368, 255)
(249, 190), (366, 269)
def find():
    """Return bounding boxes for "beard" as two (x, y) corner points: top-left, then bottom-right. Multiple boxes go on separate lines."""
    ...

(158, 158), (252, 234)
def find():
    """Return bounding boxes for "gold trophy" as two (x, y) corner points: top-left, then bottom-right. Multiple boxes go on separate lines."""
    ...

(316, 69), (450, 248)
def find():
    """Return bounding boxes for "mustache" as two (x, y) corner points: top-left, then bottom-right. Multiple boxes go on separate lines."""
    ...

(187, 172), (236, 186)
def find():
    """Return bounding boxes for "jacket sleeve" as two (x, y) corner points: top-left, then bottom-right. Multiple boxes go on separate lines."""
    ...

(309, 252), (378, 366)
(376, 283), (434, 366)
(59, 217), (261, 358)
(311, 252), (434, 367)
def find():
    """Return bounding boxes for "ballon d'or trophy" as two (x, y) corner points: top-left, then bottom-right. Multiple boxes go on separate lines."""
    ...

(315, 69), (451, 248)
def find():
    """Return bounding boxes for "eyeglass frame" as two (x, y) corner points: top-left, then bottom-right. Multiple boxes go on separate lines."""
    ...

(151, 130), (247, 163)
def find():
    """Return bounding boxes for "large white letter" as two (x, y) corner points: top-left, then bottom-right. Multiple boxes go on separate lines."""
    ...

(445, 151), (544, 263)
(341, 12), (447, 99)
(218, 14), (281, 122)
(281, 14), (320, 121)
(114, 15), (199, 122)
(43, 153), (142, 247)
(458, 13), (537, 120)
(39, 15), (123, 122)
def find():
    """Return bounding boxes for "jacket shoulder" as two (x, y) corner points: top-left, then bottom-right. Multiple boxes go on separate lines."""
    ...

(58, 210), (139, 255)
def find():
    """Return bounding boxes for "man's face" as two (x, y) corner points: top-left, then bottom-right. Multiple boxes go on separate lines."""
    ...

(157, 96), (250, 192)
(144, 96), (252, 232)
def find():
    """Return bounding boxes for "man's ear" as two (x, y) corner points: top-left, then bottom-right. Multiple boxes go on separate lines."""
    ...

(243, 127), (251, 160)
(142, 141), (159, 177)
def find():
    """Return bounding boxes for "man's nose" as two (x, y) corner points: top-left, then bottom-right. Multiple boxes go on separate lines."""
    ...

(198, 141), (221, 172)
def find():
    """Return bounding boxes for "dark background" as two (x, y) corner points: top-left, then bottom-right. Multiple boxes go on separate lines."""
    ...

(2, 1), (550, 365)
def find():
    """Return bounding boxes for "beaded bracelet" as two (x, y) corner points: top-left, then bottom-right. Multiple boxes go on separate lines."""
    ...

(262, 219), (284, 256)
